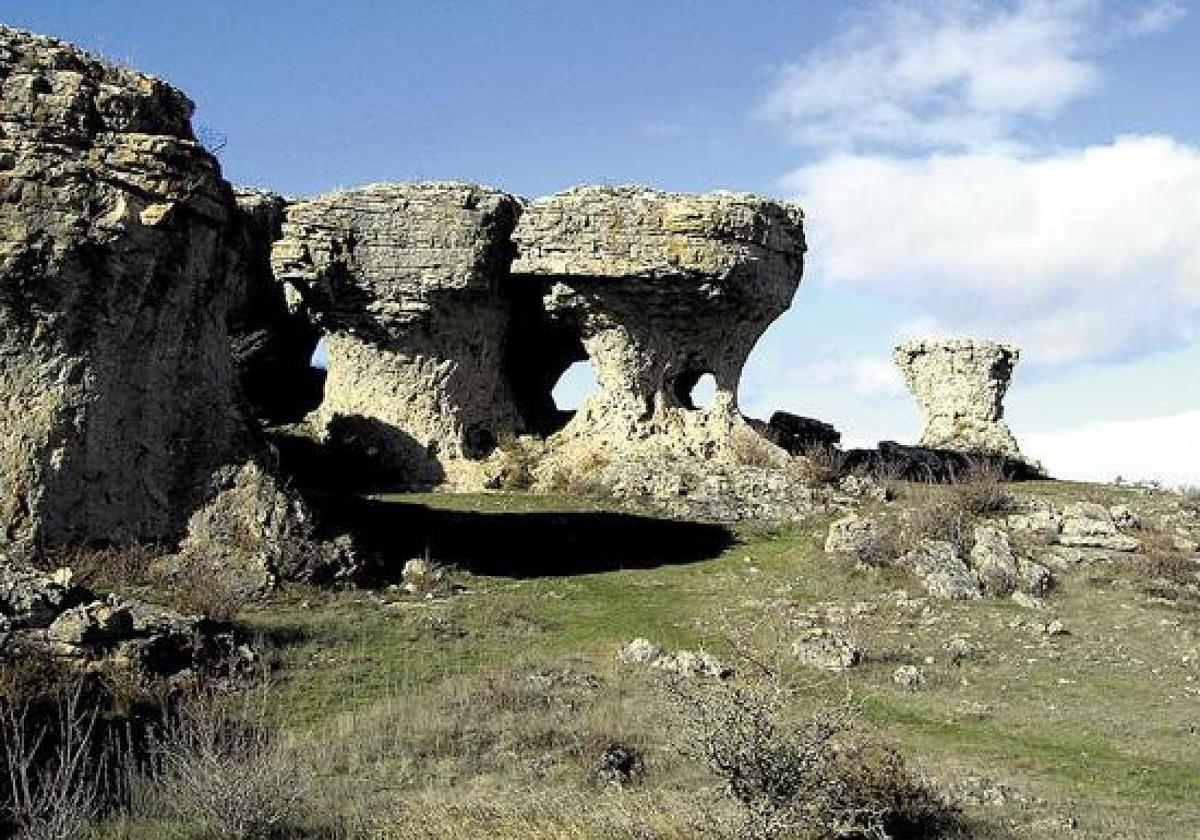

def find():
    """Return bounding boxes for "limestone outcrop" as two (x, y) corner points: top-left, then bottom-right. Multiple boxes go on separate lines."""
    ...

(0, 27), (256, 547)
(227, 188), (324, 425)
(271, 183), (523, 487)
(511, 186), (805, 469)
(894, 338), (1035, 467)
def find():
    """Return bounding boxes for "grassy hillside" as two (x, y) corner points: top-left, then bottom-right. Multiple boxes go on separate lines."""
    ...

(95, 481), (1199, 839)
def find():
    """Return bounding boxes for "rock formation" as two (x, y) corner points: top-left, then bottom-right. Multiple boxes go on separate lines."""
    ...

(0, 27), (257, 547)
(511, 186), (805, 466)
(227, 188), (324, 425)
(271, 183), (523, 487)
(894, 338), (1032, 465)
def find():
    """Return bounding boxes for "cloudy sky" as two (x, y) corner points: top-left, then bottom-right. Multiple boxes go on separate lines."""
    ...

(8, 1), (1199, 485)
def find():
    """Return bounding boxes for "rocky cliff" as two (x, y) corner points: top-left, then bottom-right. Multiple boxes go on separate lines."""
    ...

(0, 27), (255, 547)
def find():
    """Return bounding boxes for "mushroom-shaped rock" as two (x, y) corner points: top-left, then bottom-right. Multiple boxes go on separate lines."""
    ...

(0, 27), (256, 547)
(272, 183), (523, 488)
(894, 338), (1035, 467)
(511, 186), (805, 460)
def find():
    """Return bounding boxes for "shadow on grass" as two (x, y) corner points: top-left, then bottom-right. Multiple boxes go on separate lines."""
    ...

(311, 495), (735, 583)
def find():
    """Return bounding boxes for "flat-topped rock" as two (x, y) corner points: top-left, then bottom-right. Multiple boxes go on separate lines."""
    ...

(271, 182), (523, 486)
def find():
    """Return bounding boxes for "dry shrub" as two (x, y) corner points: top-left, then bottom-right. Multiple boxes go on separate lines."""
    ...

(796, 444), (849, 488)
(901, 493), (973, 555)
(546, 451), (611, 498)
(40, 543), (161, 595)
(1180, 486), (1200, 515)
(666, 624), (956, 840)
(145, 679), (310, 840)
(168, 553), (250, 623)
(495, 435), (536, 491)
(731, 430), (784, 470)
(1126, 528), (1199, 595)
(1, 680), (105, 840)
(948, 457), (1014, 515)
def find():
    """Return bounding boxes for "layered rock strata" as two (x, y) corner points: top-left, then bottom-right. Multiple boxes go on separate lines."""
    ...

(0, 27), (256, 547)
(271, 183), (523, 487)
(511, 186), (806, 467)
(894, 338), (1033, 465)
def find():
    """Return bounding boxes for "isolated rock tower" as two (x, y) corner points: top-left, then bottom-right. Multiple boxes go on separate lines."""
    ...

(894, 338), (1032, 466)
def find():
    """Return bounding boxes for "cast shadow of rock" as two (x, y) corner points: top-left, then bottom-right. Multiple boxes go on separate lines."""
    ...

(269, 414), (446, 493)
(312, 495), (736, 582)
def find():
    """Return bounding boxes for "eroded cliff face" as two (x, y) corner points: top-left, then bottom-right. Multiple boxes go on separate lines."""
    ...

(271, 183), (523, 487)
(894, 338), (1033, 465)
(511, 186), (806, 464)
(0, 27), (256, 546)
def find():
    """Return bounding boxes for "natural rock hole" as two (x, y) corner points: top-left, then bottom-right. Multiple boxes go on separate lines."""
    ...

(672, 369), (718, 411)
(552, 359), (600, 414)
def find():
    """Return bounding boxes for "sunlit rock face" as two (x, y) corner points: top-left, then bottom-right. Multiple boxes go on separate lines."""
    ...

(271, 182), (524, 488)
(0, 26), (256, 547)
(894, 338), (1034, 466)
(510, 185), (806, 461)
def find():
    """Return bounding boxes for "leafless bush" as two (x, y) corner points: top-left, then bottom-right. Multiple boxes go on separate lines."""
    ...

(495, 435), (536, 491)
(169, 553), (250, 623)
(901, 494), (972, 555)
(1, 680), (106, 840)
(948, 457), (1014, 515)
(731, 430), (784, 469)
(146, 680), (310, 839)
(797, 444), (849, 488)
(545, 451), (611, 498)
(40, 543), (162, 595)
(665, 624), (955, 840)
(1180, 486), (1200, 515)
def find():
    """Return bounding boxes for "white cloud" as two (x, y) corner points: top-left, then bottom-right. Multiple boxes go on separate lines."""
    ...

(763, 0), (1103, 150)
(1022, 409), (1200, 485)
(783, 135), (1200, 365)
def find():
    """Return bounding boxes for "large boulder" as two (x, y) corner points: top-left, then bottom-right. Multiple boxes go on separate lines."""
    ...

(894, 338), (1040, 472)
(272, 182), (523, 488)
(0, 27), (257, 547)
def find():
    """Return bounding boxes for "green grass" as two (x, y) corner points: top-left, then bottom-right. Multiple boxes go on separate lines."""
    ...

(106, 486), (1200, 838)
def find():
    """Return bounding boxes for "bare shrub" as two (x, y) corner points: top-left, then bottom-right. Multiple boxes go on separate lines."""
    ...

(168, 553), (249, 623)
(1180, 486), (1200, 515)
(146, 680), (310, 839)
(796, 444), (848, 488)
(665, 625), (955, 840)
(40, 543), (161, 595)
(545, 451), (611, 498)
(731, 430), (784, 469)
(495, 435), (536, 491)
(901, 493), (972, 555)
(948, 457), (1014, 515)
(1, 680), (105, 840)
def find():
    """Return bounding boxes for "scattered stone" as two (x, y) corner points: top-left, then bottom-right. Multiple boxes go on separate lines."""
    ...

(1043, 620), (1069, 636)
(1006, 501), (1061, 538)
(1011, 592), (1048, 611)
(656, 650), (734, 679)
(1109, 505), (1141, 530)
(1019, 560), (1054, 597)
(942, 637), (979, 664)
(1059, 503), (1140, 551)
(836, 475), (891, 503)
(901, 540), (981, 600)
(893, 664), (926, 689)
(824, 514), (889, 564)
(793, 628), (864, 671)
(592, 743), (646, 787)
(617, 638), (666, 665)
(970, 525), (1019, 596)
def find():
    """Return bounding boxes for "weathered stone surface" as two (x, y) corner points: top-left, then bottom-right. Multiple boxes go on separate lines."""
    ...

(970, 525), (1020, 596)
(825, 514), (889, 564)
(512, 186), (804, 456)
(1058, 502), (1140, 551)
(901, 539), (981, 600)
(0, 559), (242, 677)
(173, 461), (353, 595)
(793, 628), (864, 671)
(894, 339), (1038, 470)
(0, 27), (256, 547)
(227, 188), (324, 424)
(272, 182), (523, 487)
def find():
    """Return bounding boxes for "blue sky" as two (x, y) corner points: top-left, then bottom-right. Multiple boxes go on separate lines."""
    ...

(6, 1), (1199, 483)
